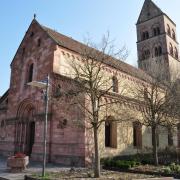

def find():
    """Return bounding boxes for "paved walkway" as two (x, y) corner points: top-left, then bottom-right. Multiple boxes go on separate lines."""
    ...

(0, 156), (69, 180)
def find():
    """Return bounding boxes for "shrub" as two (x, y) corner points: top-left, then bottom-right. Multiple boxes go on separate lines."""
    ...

(162, 163), (180, 174)
(103, 158), (115, 167)
(102, 158), (140, 170)
(115, 160), (132, 169)
(162, 167), (172, 174)
(170, 163), (180, 173)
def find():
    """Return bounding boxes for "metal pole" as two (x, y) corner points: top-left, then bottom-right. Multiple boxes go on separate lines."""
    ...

(42, 74), (49, 177)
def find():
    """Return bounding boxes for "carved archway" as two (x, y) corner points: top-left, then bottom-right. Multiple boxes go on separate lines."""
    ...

(15, 99), (36, 156)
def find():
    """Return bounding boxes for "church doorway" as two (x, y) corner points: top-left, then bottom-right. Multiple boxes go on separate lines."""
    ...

(25, 121), (35, 156)
(15, 99), (36, 157)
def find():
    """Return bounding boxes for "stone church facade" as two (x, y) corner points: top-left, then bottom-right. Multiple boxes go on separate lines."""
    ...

(0, 0), (179, 166)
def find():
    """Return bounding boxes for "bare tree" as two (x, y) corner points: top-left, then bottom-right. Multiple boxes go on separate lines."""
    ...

(131, 61), (180, 165)
(163, 79), (180, 147)
(63, 33), (128, 177)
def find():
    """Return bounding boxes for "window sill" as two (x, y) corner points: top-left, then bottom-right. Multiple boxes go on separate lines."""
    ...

(105, 146), (117, 149)
(133, 146), (142, 150)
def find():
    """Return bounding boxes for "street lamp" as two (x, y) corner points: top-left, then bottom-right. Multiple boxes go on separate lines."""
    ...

(27, 74), (49, 177)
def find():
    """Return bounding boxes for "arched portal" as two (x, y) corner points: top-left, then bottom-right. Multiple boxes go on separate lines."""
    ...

(15, 99), (36, 156)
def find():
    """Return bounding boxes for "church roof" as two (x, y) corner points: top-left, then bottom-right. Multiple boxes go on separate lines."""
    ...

(137, 0), (176, 26)
(38, 21), (152, 83)
(0, 89), (9, 105)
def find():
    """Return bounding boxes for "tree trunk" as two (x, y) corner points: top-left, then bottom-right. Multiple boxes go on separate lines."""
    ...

(152, 126), (158, 165)
(93, 126), (100, 178)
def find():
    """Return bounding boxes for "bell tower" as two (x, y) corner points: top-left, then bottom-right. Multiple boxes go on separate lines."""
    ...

(136, 0), (180, 81)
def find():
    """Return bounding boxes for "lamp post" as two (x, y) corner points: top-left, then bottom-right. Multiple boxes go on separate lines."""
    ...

(28, 74), (49, 177)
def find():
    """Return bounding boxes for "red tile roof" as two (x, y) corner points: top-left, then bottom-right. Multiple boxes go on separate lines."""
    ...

(40, 23), (152, 83)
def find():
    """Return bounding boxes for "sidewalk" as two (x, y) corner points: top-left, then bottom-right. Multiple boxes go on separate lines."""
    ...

(0, 156), (69, 180)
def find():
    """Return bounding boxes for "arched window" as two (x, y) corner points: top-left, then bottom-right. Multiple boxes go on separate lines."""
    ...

(145, 31), (149, 39)
(37, 38), (41, 47)
(22, 47), (25, 56)
(153, 28), (156, 36)
(172, 29), (176, 40)
(157, 27), (160, 35)
(105, 116), (117, 148)
(154, 46), (162, 57)
(167, 24), (171, 36)
(169, 43), (174, 56)
(155, 47), (158, 57)
(142, 49), (150, 60)
(175, 47), (178, 59)
(28, 64), (34, 82)
(133, 122), (142, 148)
(153, 27), (160, 36)
(158, 46), (162, 56)
(112, 76), (118, 93)
(142, 31), (149, 40)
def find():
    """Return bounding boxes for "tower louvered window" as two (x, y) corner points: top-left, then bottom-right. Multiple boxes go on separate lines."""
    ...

(167, 24), (171, 36)
(142, 31), (149, 40)
(172, 29), (176, 40)
(154, 46), (162, 57)
(153, 27), (160, 36)
(169, 43), (174, 56)
(175, 47), (178, 59)
(142, 49), (150, 60)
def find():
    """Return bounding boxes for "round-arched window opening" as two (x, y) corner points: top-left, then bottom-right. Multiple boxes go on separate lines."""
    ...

(167, 24), (171, 36)
(27, 64), (34, 83)
(172, 29), (176, 40)
(169, 43), (174, 56)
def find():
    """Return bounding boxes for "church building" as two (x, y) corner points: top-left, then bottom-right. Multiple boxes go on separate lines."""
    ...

(0, 0), (179, 166)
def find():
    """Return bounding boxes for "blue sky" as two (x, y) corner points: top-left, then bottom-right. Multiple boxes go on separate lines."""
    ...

(0, 0), (180, 95)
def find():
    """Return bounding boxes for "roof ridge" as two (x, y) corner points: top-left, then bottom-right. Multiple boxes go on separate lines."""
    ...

(0, 89), (9, 104)
(9, 19), (152, 84)
(39, 22), (152, 83)
(150, 0), (163, 14)
(41, 25), (94, 52)
(137, 0), (163, 24)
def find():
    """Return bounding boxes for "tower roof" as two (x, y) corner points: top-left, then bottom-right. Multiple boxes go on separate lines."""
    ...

(137, 0), (163, 24)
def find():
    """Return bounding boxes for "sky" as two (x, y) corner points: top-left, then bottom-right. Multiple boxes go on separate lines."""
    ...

(0, 0), (180, 96)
